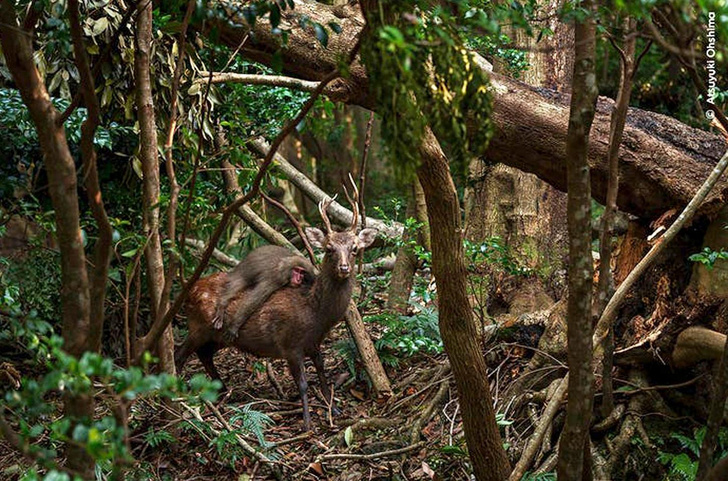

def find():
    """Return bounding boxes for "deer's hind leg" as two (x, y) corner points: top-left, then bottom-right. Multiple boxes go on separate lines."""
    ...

(197, 342), (226, 391)
(175, 333), (203, 374)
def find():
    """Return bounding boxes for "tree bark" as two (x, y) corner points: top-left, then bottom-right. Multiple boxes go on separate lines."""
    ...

(0, 4), (94, 476)
(557, 1), (599, 479)
(465, 0), (570, 279)
(697, 305), (728, 480)
(417, 128), (511, 481)
(345, 302), (392, 395)
(134, 0), (175, 373)
(203, 1), (728, 221)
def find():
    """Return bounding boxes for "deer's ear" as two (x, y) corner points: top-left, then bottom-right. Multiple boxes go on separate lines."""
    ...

(357, 228), (378, 248)
(305, 227), (326, 249)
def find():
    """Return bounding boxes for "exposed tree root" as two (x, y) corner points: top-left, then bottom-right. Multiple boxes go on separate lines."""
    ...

(592, 403), (626, 433)
(603, 370), (651, 478)
(409, 378), (450, 444)
(509, 376), (568, 481)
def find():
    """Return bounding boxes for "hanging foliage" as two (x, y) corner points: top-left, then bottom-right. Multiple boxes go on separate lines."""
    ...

(360, 0), (495, 178)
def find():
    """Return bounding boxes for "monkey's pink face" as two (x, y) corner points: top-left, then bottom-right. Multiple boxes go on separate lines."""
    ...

(290, 266), (306, 286)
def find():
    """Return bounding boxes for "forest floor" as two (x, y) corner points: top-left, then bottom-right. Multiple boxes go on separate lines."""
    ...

(0, 302), (707, 481)
(161, 324), (471, 481)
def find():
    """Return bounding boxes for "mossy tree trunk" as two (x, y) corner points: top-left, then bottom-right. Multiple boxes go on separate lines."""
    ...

(464, 0), (572, 314)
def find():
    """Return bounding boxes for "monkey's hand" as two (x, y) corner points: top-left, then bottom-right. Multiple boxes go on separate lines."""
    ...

(222, 324), (240, 343)
(212, 308), (226, 330)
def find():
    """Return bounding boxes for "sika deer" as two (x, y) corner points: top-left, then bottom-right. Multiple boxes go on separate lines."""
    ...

(175, 193), (377, 429)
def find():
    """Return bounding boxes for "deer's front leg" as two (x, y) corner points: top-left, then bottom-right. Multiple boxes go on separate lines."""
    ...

(311, 350), (340, 416)
(288, 356), (311, 430)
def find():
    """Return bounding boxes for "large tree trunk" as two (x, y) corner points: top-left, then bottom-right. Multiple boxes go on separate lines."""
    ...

(134, 0), (175, 373)
(417, 129), (511, 481)
(691, 206), (728, 297)
(465, 0), (570, 283)
(0, 5), (94, 476)
(204, 1), (728, 221)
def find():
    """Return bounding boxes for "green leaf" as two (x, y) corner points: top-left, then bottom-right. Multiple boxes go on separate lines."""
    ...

(269, 4), (281, 29)
(344, 426), (354, 447)
(188, 83), (201, 95)
(92, 17), (109, 36)
(313, 23), (328, 47)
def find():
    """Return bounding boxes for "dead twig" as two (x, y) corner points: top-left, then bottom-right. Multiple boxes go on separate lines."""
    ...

(266, 361), (285, 399)
(261, 191), (317, 264)
(318, 442), (425, 461)
(267, 432), (312, 448)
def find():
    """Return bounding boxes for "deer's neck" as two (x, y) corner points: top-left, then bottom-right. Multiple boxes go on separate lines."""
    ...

(310, 269), (353, 329)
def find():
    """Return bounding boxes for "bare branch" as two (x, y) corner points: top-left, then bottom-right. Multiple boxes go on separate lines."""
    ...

(250, 137), (403, 238)
(261, 191), (317, 264)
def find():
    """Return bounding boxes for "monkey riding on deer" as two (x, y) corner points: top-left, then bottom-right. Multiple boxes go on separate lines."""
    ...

(212, 244), (317, 341)
(176, 181), (377, 430)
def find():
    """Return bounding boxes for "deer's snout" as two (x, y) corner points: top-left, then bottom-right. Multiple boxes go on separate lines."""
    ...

(338, 264), (351, 277)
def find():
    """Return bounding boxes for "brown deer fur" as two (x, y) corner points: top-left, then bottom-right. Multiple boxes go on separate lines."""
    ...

(176, 193), (376, 429)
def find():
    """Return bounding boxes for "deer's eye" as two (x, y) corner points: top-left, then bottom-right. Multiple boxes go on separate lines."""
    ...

(351, 246), (358, 255)
(325, 245), (335, 254)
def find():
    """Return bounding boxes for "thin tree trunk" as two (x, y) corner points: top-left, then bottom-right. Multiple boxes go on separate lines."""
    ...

(417, 128), (511, 481)
(557, 1), (599, 479)
(345, 302), (392, 395)
(68, 0), (113, 354)
(159, 0), (194, 333)
(596, 18), (637, 418)
(0, 4), (94, 476)
(134, 0), (175, 373)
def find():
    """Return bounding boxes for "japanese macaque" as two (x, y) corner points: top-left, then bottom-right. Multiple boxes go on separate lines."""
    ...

(213, 245), (316, 339)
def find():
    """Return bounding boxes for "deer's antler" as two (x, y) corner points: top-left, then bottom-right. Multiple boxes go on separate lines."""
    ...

(318, 194), (336, 234)
(343, 173), (359, 231)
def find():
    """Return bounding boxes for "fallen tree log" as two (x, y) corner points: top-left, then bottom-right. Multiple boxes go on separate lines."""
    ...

(203, 0), (728, 221)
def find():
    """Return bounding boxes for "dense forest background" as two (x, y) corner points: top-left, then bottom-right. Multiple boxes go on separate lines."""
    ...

(1, 0), (727, 479)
